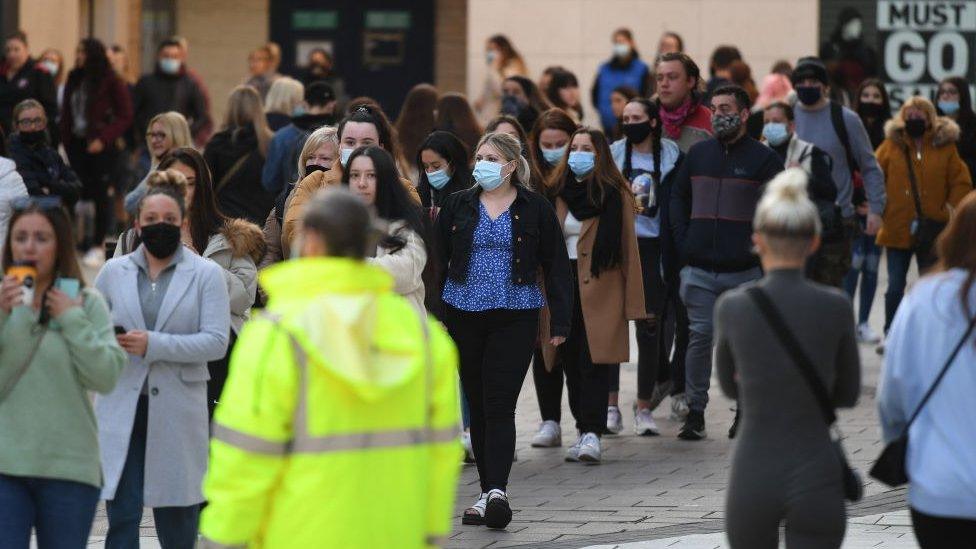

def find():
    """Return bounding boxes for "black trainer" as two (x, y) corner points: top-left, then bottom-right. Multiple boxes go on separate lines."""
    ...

(679, 410), (707, 440)
(484, 489), (512, 529)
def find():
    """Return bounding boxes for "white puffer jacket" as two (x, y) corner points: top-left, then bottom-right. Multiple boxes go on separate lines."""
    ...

(0, 157), (29, 259)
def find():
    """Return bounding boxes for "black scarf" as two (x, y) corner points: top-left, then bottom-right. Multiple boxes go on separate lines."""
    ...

(559, 174), (623, 277)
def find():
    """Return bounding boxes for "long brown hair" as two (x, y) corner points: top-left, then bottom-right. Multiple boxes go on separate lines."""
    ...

(434, 93), (483, 157)
(3, 199), (84, 283)
(224, 85), (273, 156)
(528, 108), (578, 193)
(935, 192), (976, 323)
(488, 34), (526, 74)
(159, 148), (228, 253)
(547, 127), (634, 208)
(395, 83), (438, 169)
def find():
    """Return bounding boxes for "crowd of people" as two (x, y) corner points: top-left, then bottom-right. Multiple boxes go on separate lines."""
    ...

(0, 23), (974, 549)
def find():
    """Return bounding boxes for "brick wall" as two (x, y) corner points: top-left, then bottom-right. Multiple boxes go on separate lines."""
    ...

(435, 0), (467, 93)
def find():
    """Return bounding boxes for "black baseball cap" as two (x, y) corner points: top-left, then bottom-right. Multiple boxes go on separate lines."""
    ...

(305, 82), (336, 107)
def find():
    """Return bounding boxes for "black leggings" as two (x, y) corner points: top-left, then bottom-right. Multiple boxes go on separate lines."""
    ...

(911, 508), (976, 548)
(446, 305), (538, 492)
(67, 139), (117, 248)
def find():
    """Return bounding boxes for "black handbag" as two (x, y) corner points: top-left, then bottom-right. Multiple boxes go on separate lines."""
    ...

(901, 145), (946, 257)
(870, 314), (976, 487)
(747, 287), (863, 502)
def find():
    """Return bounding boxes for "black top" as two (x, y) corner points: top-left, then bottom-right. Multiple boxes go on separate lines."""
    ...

(204, 125), (273, 225)
(0, 59), (57, 141)
(435, 184), (573, 337)
(133, 69), (210, 140)
(7, 133), (81, 205)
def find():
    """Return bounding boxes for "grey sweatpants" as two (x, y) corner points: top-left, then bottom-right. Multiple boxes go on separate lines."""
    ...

(679, 265), (762, 413)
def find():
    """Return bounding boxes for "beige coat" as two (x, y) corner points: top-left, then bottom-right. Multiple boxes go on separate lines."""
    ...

(370, 220), (427, 318)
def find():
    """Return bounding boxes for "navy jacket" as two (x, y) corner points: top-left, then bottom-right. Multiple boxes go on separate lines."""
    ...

(7, 133), (81, 205)
(669, 136), (784, 273)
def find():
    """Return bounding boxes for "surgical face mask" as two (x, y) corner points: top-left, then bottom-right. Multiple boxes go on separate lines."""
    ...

(40, 60), (58, 77)
(290, 233), (305, 259)
(340, 147), (354, 167)
(158, 58), (181, 75)
(796, 85), (823, 106)
(711, 113), (743, 141)
(905, 118), (927, 138)
(613, 43), (631, 58)
(842, 19), (862, 41)
(762, 122), (790, 147)
(541, 146), (566, 166)
(426, 168), (450, 190)
(472, 160), (511, 192)
(486, 50), (497, 65)
(568, 151), (596, 178)
(292, 105), (306, 117)
(938, 100), (960, 115)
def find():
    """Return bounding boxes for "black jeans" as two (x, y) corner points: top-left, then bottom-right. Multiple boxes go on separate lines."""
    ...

(608, 237), (667, 400)
(67, 139), (118, 248)
(561, 261), (612, 435)
(532, 347), (563, 422)
(207, 330), (238, 418)
(911, 508), (976, 548)
(446, 305), (539, 492)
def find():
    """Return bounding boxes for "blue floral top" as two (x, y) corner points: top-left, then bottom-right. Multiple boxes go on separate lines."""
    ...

(442, 204), (545, 311)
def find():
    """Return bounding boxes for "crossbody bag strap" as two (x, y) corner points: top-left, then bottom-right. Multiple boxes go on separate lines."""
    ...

(215, 152), (252, 194)
(746, 287), (836, 425)
(0, 327), (47, 405)
(901, 314), (976, 436)
(830, 102), (859, 175)
(900, 144), (925, 221)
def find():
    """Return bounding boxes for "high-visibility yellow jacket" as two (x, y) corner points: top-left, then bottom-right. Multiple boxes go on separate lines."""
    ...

(199, 257), (461, 548)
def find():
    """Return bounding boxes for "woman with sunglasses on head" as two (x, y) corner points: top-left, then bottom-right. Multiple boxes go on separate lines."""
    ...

(95, 170), (230, 547)
(544, 127), (646, 463)
(437, 132), (571, 529)
(0, 197), (126, 547)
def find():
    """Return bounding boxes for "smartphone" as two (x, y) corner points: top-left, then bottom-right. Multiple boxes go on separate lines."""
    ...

(114, 325), (127, 335)
(55, 278), (81, 299)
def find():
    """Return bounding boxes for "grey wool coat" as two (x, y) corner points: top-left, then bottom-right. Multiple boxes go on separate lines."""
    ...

(93, 245), (230, 507)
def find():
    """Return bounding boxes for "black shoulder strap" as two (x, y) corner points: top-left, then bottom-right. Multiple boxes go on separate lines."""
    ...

(900, 144), (925, 221)
(746, 287), (836, 425)
(830, 102), (859, 175)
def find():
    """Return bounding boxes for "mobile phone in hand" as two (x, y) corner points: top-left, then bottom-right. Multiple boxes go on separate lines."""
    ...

(55, 278), (81, 299)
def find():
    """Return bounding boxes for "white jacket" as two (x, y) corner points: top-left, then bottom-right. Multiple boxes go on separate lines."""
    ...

(369, 220), (427, 317)
(0, 157), (29, 257)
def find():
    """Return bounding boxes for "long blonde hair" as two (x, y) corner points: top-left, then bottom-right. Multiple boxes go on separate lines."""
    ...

(265, 76), (304, 116)
(224, 85), (273, 156)
(296, 126), (338, 183)
(146, 111), (192, 168)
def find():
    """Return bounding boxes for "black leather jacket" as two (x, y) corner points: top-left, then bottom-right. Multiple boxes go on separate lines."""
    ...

(436, 184), (573, 337)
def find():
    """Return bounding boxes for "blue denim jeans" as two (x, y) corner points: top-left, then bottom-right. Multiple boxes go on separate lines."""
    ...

(843, 233), (882, 325)
(0, 474), (99, 549)
(105, 396), (200, 549)
(884, 247), (937, 333)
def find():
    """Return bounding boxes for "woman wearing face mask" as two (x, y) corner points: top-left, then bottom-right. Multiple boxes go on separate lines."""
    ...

(592, 28), (653, 135)
(94, 170), (230, 547)
(38, 48), (66, 111)
(0, 197), (125, 547)
(282, 104), (417, 247)
(417, 130), (472, 211)
(500, 76), (549, 136)
(543, 127), (646, 463)
(937, 76), (976, 184)
(261, 126), (338, 268)
(263, 76), (304, 131)
(8, 99), (77, 207)
(606, 98), (683, 436)
(437, 132), (570, 529)
(60, 37), (133, 266)
(344, 146), (430, 315)
(122, 111), (194, 216)
(874, 96), (972, 338)
(523, 108), (577, 448)
(474, 35), (528, 124)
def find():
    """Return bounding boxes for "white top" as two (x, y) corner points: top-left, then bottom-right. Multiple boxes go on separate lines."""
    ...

(563, 211), (582, 260)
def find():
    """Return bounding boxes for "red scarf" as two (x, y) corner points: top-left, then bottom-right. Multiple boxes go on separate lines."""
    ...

(660, 97), (694, 140)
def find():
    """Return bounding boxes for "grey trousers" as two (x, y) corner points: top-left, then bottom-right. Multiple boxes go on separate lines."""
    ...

(679, 265), (763, 413)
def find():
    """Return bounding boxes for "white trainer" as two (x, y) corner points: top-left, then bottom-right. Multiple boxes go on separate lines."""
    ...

(634, 407), (660, 436)
(576, 432), (602, 463)
(565, 435), (582, 462)
(857, 322), (881, 344)
(669, 392), (690, 421)
(606, 406), (623, 435)
(531, 420), (562, 447)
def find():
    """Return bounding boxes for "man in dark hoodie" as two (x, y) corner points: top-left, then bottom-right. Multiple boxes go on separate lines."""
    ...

(261, 82), (337, 196)
(132, 38), (211, 145)
(669, 85), (784, 441)
(0, 31), (57, 141)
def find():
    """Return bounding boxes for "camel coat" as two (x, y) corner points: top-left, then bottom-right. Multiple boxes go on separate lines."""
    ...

(540, 195), (648, 369)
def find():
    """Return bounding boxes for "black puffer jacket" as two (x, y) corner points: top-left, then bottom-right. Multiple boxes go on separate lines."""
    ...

(204, 126), (273, 225)
(7, 133), (81, 205)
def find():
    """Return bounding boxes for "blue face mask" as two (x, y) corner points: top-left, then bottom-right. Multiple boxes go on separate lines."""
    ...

(340, 147), (354, 167)
(542, 146), (566, 166)
(159, 58), (181, 75)
(472, 160), (510, 192)
(426, 168), (451, 190)
(762, 122), (790, 147)
(568, 151), (595, 178)
(938, 100), (960, 115)
(292, 105), (306, 117)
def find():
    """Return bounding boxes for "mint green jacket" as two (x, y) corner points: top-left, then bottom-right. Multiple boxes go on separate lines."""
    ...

(0, 289), (126, 488)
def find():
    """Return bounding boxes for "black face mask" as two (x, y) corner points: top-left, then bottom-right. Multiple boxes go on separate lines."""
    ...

(905, 118), (927, 138)
(19, 130), (46, 146)
(858, 102), (886, 119)
(140, 222), (182, 259)
(622, 122), (653, 144)
(306, 164), (330, 174)
(796, 86), (823, 106)
(501, 94), (526, 116)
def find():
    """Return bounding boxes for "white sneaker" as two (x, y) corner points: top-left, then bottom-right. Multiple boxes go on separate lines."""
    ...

(606, 406), (623, 435)
(646, 379), (673, 412)
(670, 393), (690, 421)
(565, 435), (582, 462)
(856, 322), (881, 344)
(576, 432), (602, 463)
(634, 407), (660, 436)
(82, 247), (105, 268)
(531, 420), (562, 447)
(461, 430), (475, 464)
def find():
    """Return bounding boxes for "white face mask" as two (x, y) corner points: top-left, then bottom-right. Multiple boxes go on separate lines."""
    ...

(842, 19), (862, 41)
(290, 233), (304, 259)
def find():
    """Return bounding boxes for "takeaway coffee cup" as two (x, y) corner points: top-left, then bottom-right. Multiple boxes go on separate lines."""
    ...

(7, 261), (37, 307)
